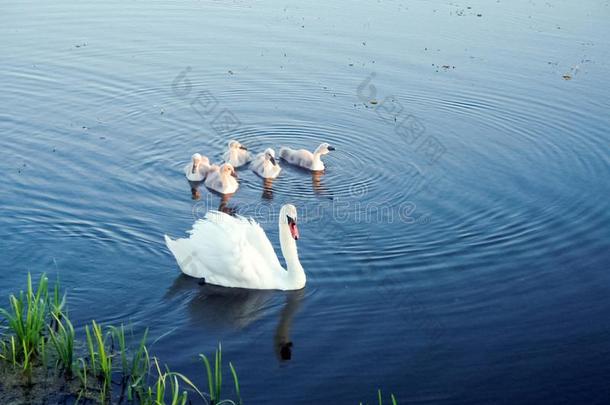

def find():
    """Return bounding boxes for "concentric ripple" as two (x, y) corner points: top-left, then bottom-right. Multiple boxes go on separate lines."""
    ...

(2, 0), (610, 403)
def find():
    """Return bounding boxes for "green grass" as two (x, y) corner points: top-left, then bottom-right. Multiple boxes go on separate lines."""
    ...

(74, 356), (89, 400)
(359, 389), (398, 405)
(49, 276), (67, 321)
(109, 324), (128, 376)
(47, 313), (75, 375)
(0, 273), (398, 404)
(0, 273), (50, 383)
(0, 275), (244, 404)
(128, 331), (151, 401)
(85, 320), (113, 401)
(137, 358), (205, 405)
(111, 325), (151, 401)
(200, 343), (242, 405)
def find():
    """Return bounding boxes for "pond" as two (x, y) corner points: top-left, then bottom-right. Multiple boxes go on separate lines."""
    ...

(1, 0), (609, 403)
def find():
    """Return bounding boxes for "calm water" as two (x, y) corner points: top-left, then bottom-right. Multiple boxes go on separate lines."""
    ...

(2, 0), (610, 403)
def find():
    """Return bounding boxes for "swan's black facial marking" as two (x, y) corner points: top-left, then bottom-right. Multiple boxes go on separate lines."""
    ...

(269, 155), (277, 166)
(239, 145), (248, 150)
(286, 215), (299, 240)
(327, 145), (335, 151)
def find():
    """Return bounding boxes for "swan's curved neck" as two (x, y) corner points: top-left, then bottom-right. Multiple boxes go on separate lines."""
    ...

(279, 221), (305, 289)
(311, 151), (324, 171)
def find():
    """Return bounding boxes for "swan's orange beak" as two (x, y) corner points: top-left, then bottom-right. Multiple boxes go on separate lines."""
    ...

(290, 222), (299, 240)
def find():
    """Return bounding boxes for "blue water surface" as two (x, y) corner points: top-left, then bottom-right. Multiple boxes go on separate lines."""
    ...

(1, 0), (609, 403)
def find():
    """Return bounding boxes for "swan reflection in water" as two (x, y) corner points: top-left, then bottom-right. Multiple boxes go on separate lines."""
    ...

(262, 178), (274, 200)
(273, 288), (304, 360)
(217, 194), (237, 215)
(189, 181), (203, 200)
(192, 167), (329, 202)
(283, 165), (329, 197)
(189, 180), (238, 214)
(165, 275), (304, 361)
(311, 171), (326, 195)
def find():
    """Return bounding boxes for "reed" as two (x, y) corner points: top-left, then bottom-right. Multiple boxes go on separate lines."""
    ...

(70, 323), (152, 403)
(39, 334), (47, 370)
(126, 328), (151, 401)
(47, 313), (75, 375)
(135, 357), (208, 405)
(200, 343), (241, 405)
(84, 320), (113, 401)
(0, 273), (49, 383)
(229, 362), (241, 404)
(359, 389), (398, 405)
(75, 356), (89, 399)
(109, 324), (128, 375)
(141, 358), (188, 405)
(0, 274), (396, 404)
(49, 276), (67, 321)
(0, 339), (7, 364)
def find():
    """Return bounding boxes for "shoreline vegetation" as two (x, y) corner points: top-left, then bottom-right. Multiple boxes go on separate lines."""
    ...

(0, 274), (396, 404)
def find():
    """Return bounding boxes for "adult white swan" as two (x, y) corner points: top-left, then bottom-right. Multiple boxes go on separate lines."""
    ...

(164, 204), (305, 290)
(204, 163), (239, 194)
(184, 153), (211, 182)
(279, 142), (335, 171)
(250, 148), (281, 179)
(223, 140), (252, 168)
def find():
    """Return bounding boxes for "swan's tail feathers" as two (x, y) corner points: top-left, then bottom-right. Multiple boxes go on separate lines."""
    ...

(164, 234), (182, 266)
(164, 234), (176, 254)
(164, 234), (196, 276)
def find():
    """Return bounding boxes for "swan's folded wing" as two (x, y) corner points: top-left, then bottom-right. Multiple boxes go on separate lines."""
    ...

(205, 211), (282, 270)
(204, 171), (225, 191)
(176, 211), (283, 287)
(169, 215), (244, 285)
(238, 215), (284, 271)
(249, 154), (263, 170)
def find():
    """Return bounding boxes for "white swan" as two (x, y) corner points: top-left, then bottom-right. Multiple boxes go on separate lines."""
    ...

(164, 204), (305, 290)
(279, 142), (335, 171)
(223, 140), (252, 168)
(204, 163), (239, 194)
(250, 148), (281, 179)
(184, 153), (211, 182)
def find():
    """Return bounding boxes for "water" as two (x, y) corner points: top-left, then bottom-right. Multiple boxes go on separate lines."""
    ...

(1, 0), (610, 403)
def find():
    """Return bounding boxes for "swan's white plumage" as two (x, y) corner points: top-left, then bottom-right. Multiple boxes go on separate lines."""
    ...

(223, 140), (252, 168)
(184, 153), (211, 181)
(204, 163), (239, 194)
(250, 148), (281, 179)
(164, 205), (305, 290)
(279, 142), (334, 171)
